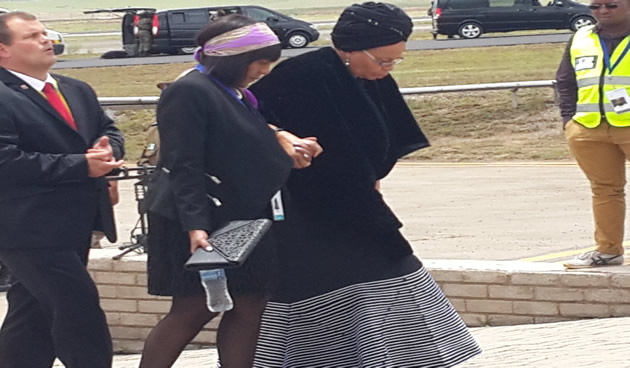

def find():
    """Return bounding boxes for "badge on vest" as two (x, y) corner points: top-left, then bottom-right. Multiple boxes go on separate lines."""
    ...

(607, 88), (630, 114)
(575, 56), (598, 71)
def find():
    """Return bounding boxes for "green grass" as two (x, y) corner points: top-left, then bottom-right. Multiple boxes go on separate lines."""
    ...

(36, 3), (428, 34)
(53, 43), (570, 162)
(279, 6), (428, 21)
(5, 0), (431, 19)
(392, 43), (564, 86)
(55, 44), (565, 93)
(113, 109), (157, 162)
(43, 20), (121, 33)
(56, 63), (198, 96)
(65, 35), (120, 43)
(406, 89), (568, 161)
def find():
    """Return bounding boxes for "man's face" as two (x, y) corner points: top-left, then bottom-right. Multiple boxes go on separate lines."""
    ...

(0, 17), (56, 73)
(590, 0), (630, 28)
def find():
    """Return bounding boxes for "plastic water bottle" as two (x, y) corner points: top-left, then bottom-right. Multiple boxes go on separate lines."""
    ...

(199, 269), (234, 312)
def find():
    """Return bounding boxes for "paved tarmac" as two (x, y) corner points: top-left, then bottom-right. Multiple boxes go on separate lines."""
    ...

(48, 317), (630, 367)
(104, 162), (630, 262)
(3, 162), (630, 366)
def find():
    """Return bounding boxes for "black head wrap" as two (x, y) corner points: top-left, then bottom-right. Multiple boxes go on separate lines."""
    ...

(331, 2), (413, 52)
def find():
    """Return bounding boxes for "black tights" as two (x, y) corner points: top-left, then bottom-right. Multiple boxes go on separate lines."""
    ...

(139, 293), (269, 368)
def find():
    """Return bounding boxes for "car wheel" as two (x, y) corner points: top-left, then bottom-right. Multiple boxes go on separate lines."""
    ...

(458, 22), (483, 39)
(178, 47), (197, 55)
(287, 32), (309, 48)
(571, 16), (594, 32)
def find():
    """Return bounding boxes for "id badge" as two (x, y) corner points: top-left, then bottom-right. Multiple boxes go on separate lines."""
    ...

(271, 191), (285, 221)
(606, 88), (630, 114)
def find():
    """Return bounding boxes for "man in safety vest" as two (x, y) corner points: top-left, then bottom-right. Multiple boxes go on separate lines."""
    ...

(556, 0), (630, 268)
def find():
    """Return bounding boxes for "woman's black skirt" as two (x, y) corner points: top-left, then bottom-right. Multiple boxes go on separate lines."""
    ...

(146, 212), (279, 297)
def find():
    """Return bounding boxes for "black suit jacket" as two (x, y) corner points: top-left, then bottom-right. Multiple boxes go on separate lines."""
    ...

(0, 68), (124, 250)
(146, 70), (293, 233)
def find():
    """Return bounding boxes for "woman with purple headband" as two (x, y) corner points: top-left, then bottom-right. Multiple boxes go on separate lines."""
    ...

(139, 15), (320, 368)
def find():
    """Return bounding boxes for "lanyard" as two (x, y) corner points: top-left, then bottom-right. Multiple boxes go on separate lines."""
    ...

(599, 34), (630, 74)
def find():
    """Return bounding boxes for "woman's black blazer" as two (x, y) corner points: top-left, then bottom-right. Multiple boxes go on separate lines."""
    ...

(147, 70), (293, 232)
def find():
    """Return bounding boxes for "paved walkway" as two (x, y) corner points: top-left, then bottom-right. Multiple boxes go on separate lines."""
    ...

(51, 317), (630, 367)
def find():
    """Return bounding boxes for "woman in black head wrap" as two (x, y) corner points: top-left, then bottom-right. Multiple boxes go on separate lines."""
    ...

(330, 2), (412, 80)
(250, 3), (482, 367)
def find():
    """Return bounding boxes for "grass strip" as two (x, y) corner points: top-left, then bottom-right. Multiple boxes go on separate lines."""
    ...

(54, 43), (570, 162)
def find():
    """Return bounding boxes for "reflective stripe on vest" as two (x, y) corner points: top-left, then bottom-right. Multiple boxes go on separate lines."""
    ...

(570, 26), (630, 128)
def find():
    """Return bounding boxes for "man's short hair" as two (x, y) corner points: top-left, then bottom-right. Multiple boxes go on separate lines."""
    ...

(0, 12), (37, 45)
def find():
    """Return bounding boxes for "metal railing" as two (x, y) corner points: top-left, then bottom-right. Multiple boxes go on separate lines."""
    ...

(399, 80), (555, 95)
(98, 79), (558, 109)
(99, 96), (159, 107)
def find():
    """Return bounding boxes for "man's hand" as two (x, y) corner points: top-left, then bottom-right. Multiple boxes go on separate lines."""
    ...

(88, 136), (114, 161)
(189, 229), (211, 254)
(86, 150), (123, 178)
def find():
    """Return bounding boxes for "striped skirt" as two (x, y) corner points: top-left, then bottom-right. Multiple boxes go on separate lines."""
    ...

(253, 266), (481, 367)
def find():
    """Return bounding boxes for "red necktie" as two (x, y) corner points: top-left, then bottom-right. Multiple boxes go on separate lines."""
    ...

(42, 83), (77, 130)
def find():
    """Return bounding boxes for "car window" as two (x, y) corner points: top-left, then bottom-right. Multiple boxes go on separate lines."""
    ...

(489, 0), (517, 6)
(209, 9), (223, 20)
(245, 7), (280, 21)
(208, 8), (240, 20)
(444, 0), (490, 9)
(186, 10), (209, 24)
(169, 10), (208, 24)
(169, 12), (185, 24)
(512, 0), (534, 6)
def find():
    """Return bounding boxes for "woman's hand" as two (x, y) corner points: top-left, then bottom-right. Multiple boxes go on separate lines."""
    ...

(272, 127), (323, 169)
(188, 229), (211, 254)
(291, 136), (323, 168)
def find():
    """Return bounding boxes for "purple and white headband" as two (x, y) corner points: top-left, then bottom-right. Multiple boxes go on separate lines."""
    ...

(194, 22), (280, 62)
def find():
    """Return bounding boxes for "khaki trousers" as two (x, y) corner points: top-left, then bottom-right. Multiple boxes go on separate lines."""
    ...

(565, 120), (630, 255)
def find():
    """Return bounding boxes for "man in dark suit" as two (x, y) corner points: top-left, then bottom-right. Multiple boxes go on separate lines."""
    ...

(0, 11), (124, 367)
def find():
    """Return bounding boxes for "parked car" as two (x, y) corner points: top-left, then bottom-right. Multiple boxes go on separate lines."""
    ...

(431, 0), (594, 39)
(0, 8), (66, 54)
(86, 5), (319, 57)
(46, 28), (66, 55)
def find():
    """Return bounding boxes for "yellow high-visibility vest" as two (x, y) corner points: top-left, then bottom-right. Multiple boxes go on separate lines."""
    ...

(570, 26), (630, 127)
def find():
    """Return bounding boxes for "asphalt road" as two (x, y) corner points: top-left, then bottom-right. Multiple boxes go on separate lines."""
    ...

(52, 33), (572, 70)
(102, 162), (628, 263)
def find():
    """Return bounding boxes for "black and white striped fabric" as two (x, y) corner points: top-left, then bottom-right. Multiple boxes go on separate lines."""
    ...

(254, 266), (481, 367)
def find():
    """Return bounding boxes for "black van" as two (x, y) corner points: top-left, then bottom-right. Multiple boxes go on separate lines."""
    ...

(87, 6), (319, 56)
(431, 0), (594, 39)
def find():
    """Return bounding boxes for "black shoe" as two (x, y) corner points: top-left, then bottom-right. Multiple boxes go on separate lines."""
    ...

(0, 262), (12, 292)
